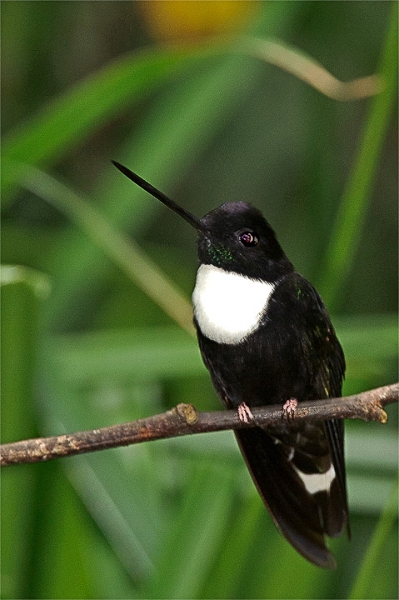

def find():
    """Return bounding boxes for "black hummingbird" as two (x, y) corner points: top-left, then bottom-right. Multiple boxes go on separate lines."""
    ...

(113, 161), (349, 569)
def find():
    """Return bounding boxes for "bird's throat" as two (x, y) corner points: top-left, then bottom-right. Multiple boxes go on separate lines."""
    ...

(192, 264), (275, 344)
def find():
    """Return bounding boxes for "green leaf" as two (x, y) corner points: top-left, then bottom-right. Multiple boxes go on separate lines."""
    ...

(1, 267), (48, 598)
(317, 2), (398, 310)
(349, 478), (398, 599)
(144, 462), (235, 599)
(48, 327), (203, 385)
(1, 45), (209, 201)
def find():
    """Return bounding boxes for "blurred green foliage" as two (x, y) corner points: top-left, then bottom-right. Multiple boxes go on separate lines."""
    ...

(1, 2), (397, 599)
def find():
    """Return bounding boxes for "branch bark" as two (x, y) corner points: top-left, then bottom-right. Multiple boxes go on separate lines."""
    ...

(1, 383), (397, 467)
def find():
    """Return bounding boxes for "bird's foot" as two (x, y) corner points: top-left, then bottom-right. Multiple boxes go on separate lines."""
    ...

(237, 402), (254, 423)
(282, 398), (298, 420)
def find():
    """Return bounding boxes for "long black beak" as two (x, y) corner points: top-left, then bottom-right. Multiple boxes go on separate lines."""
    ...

(112, 161), (209, 235)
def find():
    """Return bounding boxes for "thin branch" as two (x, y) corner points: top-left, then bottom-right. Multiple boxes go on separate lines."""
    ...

(1, 383), (397, 467)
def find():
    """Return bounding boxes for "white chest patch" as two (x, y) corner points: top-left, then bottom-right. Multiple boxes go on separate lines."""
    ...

(192, 264), (275, 344)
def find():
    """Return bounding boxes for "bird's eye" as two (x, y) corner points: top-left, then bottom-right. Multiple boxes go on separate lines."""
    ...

(239, 231), (259, 247)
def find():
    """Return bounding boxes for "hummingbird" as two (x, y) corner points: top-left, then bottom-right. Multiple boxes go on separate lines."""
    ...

(113, 161), (349, 569)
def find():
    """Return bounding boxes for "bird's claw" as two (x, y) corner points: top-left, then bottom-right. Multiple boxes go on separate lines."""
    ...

(282, 398), (298, 420)
(237, 402), (254, 423)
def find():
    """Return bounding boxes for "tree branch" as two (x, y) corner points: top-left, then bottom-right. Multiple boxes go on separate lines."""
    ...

(1, 383), (397, 467)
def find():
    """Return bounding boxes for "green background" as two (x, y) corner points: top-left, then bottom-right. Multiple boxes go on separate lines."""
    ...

(1, 2), (397, 599)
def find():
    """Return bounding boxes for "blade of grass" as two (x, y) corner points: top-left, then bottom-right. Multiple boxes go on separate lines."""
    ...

(144, 462), (235, 599)
(348, 476), (398, 599)
(201, 495), (264, 598)
(238, 36), (381, 100)
(17, 165), (195, 334)
(40, 366), (159, 582)
(0, 265), (51, 299)
(31, 464), (94, 599)
(1, 45), (212, 202)
(3, 22), (381, 204)
(1, 268), (49, 599)
(48, 327), (203, 385)
(317, 2), (398, 310)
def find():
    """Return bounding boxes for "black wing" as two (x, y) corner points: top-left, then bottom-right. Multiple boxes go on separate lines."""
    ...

(236, 274), (348, 567)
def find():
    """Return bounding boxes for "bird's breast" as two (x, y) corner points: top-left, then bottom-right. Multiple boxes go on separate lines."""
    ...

(192, 264), (275, 344)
